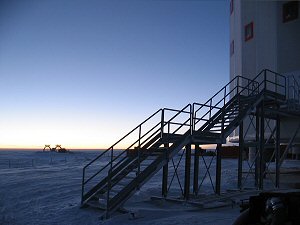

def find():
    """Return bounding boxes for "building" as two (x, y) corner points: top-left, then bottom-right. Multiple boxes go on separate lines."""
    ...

(229, 0), (300, 143)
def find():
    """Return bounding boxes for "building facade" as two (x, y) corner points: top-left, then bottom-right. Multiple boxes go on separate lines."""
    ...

(229, 0), (300, 143)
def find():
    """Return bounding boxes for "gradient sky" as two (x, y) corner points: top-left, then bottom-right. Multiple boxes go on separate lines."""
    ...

(0, 0), (229, 149)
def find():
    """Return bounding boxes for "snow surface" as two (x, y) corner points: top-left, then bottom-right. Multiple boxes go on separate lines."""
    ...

(3, 150), (293, 225)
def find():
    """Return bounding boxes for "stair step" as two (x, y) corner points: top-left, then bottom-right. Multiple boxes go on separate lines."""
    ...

(227, 107), (239, 111)
(86, 199), (106, 210)
(218, 118), (234, 123)
(117, 180), (131, 186)
(211, 124), (226, 128)
(226, 111), (239, 115)
(223, 116), (236, 120)
(149, 152), (165, 156)
(224, 116), (236, 119)
(210, 125), (222, 129)
(138, 163), (152, 168)
(95, 191), (106, 198)
(143, 156), (158, 160)
(132, 166), (149, 172)
(123, 174), (137, 179)
(210, 129), (221, 132)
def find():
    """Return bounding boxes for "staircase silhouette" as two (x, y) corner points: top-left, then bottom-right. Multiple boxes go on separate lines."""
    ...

(81, 69), (298, 218)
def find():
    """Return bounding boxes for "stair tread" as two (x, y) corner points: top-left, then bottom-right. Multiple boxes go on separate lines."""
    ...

(86, 199), (106, 210)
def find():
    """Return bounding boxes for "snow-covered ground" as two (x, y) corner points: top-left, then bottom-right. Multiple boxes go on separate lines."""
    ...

(1, 150), (297, 225)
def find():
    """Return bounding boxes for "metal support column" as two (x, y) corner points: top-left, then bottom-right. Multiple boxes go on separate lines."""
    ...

(184, 144), (191, 200)
(215, 144), (222, 195)
(259, 104), (265, 190)
(275, 116), (280, 188)
(193, 144), (200, 195)
(255, 113), (259, 188)
(162, 143), (169, 197)
(238, 121), (244, 189)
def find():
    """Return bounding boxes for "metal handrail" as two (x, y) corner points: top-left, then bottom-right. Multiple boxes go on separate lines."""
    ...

(82, 108), (162, 171)
(82, 103), (193, 204)
(193, 102), (222, 110)
(287, 74), (300, 104)
(105, 104), (193, 202)
(81, 108), (162, 202)
(194, 75), (257, 114)
(81, 69), (290, 206)
(163, 104), (192, 136)
(193, 76), (259, 130)
(192, 69), (287, 134)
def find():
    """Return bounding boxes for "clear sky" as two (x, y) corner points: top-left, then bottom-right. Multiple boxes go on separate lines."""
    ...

(0, 0), (229, 149)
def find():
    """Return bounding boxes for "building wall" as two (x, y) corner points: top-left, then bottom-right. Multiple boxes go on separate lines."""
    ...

(255, 1), (278, 74)
(230, 0), (299, 79)
(277, 1), (300, 75)
(241, 0), (256, 78)
(231, 0), (278, 79)
(229, 0), (300, 143)
(230, 0), (242, 82)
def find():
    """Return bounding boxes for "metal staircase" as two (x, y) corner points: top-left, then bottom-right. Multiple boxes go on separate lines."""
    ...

(81, 104), (193, 217)
(81, 69), (298, 217)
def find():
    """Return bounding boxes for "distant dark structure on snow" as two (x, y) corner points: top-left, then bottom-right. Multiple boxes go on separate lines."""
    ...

(43, 144), (69, 153)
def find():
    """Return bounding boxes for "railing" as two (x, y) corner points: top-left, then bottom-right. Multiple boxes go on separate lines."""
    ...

(287, 74), (300, 109)
(161, 104), (192, 137)
(81, 69), (291, 206)
(193, 75), (259, 133)
(81, 108), (161, 203)
(81, 103), (193, 204)
(192, 69), (287, 134)
(261, 69), (286, 96)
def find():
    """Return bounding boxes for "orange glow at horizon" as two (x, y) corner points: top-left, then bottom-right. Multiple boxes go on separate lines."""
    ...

(0, 126), (125, 150)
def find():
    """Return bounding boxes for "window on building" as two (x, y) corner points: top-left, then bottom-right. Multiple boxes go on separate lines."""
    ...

(230, 0), (234, 15)
(283, 1), (299, 23)
(245, 22), (254, 42)
(230, 40), (234, 56)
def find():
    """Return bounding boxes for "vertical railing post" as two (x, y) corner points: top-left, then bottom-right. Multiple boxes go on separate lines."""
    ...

(192, 104), (195, 133)
(209, 99), (212, 119)
(190, 104), (193, 135)
(224, 86), (226, 106)
(106, 147), (113, 216)
(221, 88), (226, 137)
(221, 108), (225, 139)
(161, 109), (164, 138)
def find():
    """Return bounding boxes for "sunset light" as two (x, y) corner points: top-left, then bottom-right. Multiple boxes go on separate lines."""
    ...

(0, 0), (229, 149)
